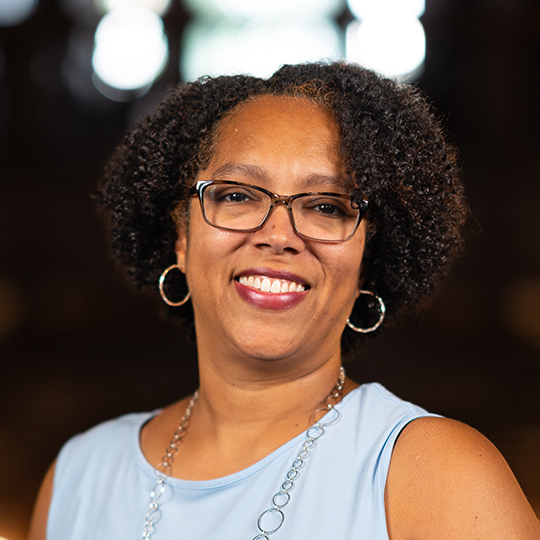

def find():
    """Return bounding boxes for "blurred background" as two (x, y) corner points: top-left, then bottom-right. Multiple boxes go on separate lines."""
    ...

(1, 0), (539, 537)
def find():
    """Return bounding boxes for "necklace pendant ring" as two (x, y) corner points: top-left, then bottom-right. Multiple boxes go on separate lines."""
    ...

(257, 508), (285, 535)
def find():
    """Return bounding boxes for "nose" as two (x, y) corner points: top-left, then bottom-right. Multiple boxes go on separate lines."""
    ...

(251, 202), (305, 253)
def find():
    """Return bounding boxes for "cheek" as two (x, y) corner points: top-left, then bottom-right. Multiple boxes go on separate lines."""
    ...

(184, 204), (229, 261)
(319, 246), (364, 299)
(329, 237), (365, 279)
(185, 224), (246, 274)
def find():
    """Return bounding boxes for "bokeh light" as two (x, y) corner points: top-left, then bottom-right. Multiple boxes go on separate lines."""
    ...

(347, 0), (424, 19)
(184, 0), (343, 22)
(182, 18), (342, 80)
(0, 0), (39, 27)
(92, 6), (169, 91)
(97, 0), (172, 17)
(346, 16), (425, 78)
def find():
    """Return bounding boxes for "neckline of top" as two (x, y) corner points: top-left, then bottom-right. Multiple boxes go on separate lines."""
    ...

(133, 385), (363, 490)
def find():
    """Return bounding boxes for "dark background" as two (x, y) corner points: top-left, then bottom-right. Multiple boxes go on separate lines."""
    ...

(1, 0), (540, 537)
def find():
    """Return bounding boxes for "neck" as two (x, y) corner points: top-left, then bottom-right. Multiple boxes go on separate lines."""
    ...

(201, 361), (343, 425)
(191, 334), (353, 445)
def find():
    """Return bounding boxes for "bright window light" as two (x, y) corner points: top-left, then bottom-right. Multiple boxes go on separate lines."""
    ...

(347, 0), (424, 19)
(346, 16), (425, 78)
(214, 0), (342, 21)
(98, 0), (172, 16)
(92, 6), (168, 90)
(181, 18), (342, 80)
(0, 0), (39, 27)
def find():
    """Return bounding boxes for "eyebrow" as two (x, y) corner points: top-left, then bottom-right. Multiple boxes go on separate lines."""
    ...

(301, 173), (348, 192)
(210, 163), (348, 192)
(211, 163), (268, 181)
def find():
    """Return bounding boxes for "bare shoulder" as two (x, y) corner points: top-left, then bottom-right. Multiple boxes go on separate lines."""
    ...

(385, 416), (540, 540)
(28, 460), (56, 540)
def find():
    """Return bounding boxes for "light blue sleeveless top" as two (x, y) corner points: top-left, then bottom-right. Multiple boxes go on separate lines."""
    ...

(48, 383), (436, 540)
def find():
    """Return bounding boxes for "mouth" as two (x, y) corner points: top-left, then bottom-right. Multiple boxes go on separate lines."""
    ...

(236, 275), (307, 293)
(234, 268), (310, 310)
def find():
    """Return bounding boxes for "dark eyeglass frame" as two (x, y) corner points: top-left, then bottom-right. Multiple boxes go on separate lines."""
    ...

(188, 180), (369, 243)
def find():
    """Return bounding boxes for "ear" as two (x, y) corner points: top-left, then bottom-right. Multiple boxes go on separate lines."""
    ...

(175, 225), (188, 271)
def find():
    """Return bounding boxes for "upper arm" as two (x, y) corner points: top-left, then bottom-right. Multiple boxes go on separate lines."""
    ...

(385, 417), (540, 540)
(28, 460), (56, 540)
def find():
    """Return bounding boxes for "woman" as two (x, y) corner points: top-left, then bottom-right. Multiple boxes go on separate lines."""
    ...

(29, 62), (540, 539)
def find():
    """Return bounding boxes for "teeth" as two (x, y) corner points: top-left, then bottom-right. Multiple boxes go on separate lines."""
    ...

(238, 275), (305, 294)
(270, 280), (281, 293)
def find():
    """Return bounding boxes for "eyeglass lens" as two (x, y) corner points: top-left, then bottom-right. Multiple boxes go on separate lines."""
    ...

(201, 183), (360, 242)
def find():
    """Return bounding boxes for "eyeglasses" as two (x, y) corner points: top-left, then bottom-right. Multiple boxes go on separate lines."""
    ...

(188, 180), (368, 243)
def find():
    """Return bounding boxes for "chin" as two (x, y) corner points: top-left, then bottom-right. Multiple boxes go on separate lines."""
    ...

(237, 343), (300, 363)
(231, 331), (305, 364)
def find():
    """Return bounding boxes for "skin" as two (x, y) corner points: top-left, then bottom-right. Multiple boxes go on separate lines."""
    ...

(28, 96), (540, 539)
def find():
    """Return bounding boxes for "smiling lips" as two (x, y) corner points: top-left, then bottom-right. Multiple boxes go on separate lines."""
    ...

(237, 275), (306, 293)
(234, 271), (309, 310)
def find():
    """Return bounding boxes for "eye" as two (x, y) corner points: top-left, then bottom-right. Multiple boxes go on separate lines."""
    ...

(208, 185), (261, 204)
(313, 202), (346, 216)
(223, 191), (251, 203)
(301, 197), (351, 218)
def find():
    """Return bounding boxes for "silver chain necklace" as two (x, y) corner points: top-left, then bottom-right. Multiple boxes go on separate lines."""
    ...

(142, 367), (346, 539)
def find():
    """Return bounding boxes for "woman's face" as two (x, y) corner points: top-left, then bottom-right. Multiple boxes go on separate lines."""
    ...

(176, 95), (367, 365)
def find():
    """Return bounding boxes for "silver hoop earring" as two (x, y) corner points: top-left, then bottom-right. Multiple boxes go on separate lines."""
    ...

(159, 264), (191, 306)
(346, 290), (386, 333)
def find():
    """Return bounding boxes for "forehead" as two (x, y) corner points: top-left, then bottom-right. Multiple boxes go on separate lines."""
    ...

(203, 95), (347, 191)
(216, 95), (340, 150)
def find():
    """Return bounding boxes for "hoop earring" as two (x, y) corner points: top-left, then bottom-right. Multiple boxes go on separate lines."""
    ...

(159, 264), (191, 306)
(346, 290), (386, 333)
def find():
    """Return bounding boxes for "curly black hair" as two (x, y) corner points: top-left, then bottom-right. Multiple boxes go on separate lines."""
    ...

(96, 61), (467, 356)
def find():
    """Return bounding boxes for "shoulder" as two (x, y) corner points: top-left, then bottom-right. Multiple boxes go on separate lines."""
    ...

(28, 460), (57, 540)
(388, 417), (510, 490)
(349, 384), (435, 444)
(385, 416), (540, 540)
(53, 410), (157, 488)
(29, 411), (156, 540)
(354, 383), (432, 419)
(61, 411), (155, 453)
